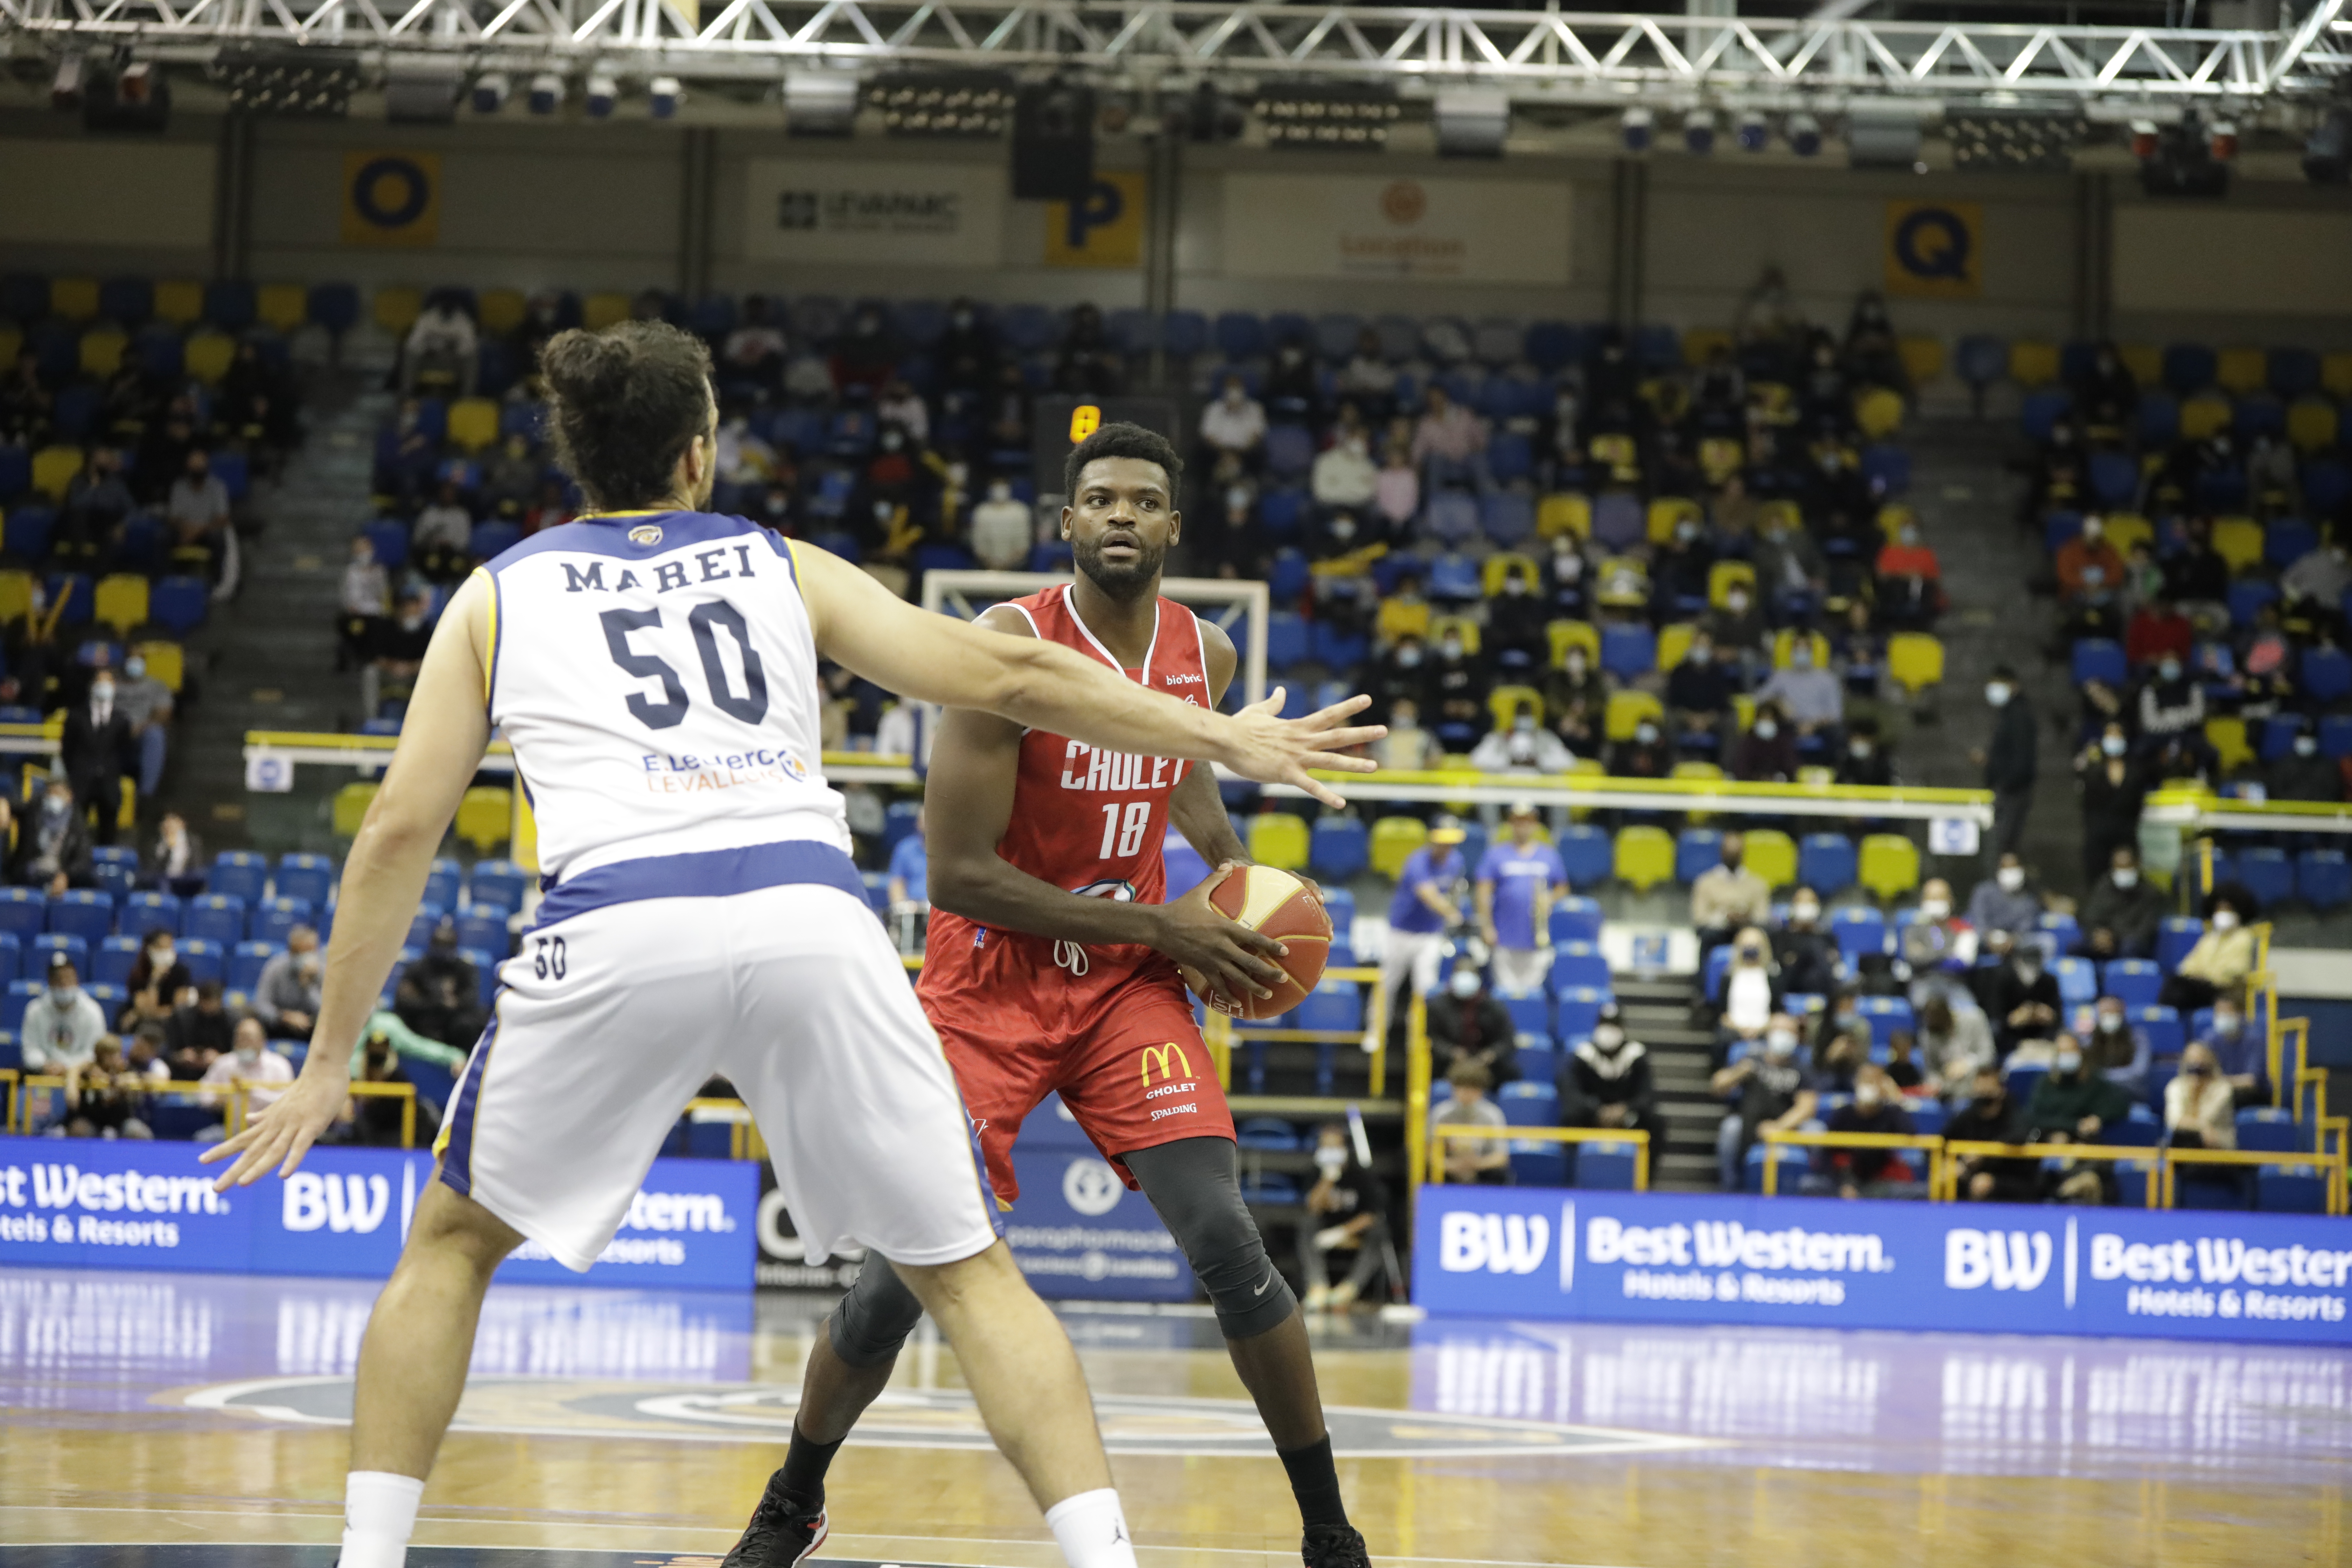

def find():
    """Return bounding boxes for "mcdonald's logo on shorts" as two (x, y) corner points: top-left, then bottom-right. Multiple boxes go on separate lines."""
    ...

(1140, 1042), (1195, 1087)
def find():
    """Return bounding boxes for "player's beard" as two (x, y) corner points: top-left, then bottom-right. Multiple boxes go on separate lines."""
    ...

(1074, 532), (1166, 602)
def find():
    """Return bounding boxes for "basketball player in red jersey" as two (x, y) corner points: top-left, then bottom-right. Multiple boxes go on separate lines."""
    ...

(723, 423), (1375, 1568)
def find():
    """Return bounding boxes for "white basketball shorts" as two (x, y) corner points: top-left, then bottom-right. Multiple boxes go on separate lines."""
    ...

(434, 840), (994, 1272)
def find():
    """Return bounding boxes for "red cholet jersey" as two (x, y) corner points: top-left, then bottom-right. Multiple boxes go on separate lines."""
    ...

(921, 582), (1211, 1007)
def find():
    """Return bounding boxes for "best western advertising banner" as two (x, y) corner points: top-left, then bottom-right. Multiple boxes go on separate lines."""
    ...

(743, 158), (1006, 267)
(1221, 173), (1571, 285)
(1415, 1188), (2352, 1346)
(0, 1137), (755, 1290)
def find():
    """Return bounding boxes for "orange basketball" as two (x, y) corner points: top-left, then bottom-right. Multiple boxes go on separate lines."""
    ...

(1181, 865), (1332, 1021)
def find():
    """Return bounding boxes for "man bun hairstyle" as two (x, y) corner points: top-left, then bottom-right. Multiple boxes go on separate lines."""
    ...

(540, 321), (714, 512)
(1064, 419), (1183, 499)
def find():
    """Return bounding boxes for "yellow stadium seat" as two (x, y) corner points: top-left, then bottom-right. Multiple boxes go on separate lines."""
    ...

(78, 327), (126, 379)
(1896, 336), (1944, 385)
(1647, 495), (1702, 545)
(1605, 689), (1663, 743)
(583, 292), (632, 331)
(257, 284), (308, 334)
(50, 277), (99, 322)
(1595, 556), (1649, 609)
(131, 639), (183, 693)
(1614, 825), (1676, 892)
(1749, 382), (1794, 422)
(1743, 828), (1797, 890)
(1537, 493), (1590, 540)
(1480, 552), (1539, 597)
(1548, 619), (1598, 669)
(2120, 344), (2163, 386)
(114, 775), (135, 832)
(1731, 693), (1756, 733)
(333, 782), (381, 838)
(2288, 399), (2340, 455)
(1429, 615), (1481, 656)
(2009, 341), (2060, 388)
(1590, 433), (1640, 486)
(2211, 516), (2265, 576)
(184, 330), (236, 384)
(1875, 503), (1916, 545)
(1770, 629), (1831, 670)
(0, 324), (19, 369)
(1682, 328), (1734, 366)
(2101, 513), (2153, 556)
(2179, 392), (2233, 441)
(1885, 632), (1945, 696)
(0, 570), (32, 624)
(1376, 596), (1429, 647)
(31, 446), (83, 502)
(479, 289), (528, 336)
(2216, 349), (2268, 396)
(1854, 387), (1905, 440)
(1698, 438), (1744, 486)
(374, 287), (423, 338)
(1564, 756), (1604, 821)
(153, 280), (204, 327)
(1370, 816), (1428, 880)
(1672, 760), (1723, 823)
(1756, 499), (1801, 536)
(1858, 834), (1921, 903)
(455, 786), (515, 854)
(1707, 560), (1756, 609)
(447, 397), (501, 454)
(2204, 717), (2253, 776)
(1796, 765), (1837, 788)
(2323, 353), (2352, 399)
(1488, 685), (1544, 732)
(93, 574), (148, 636)
(1657, 621), (1699, 673)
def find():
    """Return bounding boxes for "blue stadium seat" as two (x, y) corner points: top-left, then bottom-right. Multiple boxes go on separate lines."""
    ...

(1674, 829), (1724, 886)
(1549, 896), (1603, 945)
(2163, 343), (2217, 393)
(2301, 646), (2352, 705)
(1743, 1140), (1808, 1194)
(2228, 578), (2278, 627)
(0, 889), (46, 944)
(423, 860), (461, 912)
(1212, 312), (1264, 361)
(8, 977), (42, 1031)
(1514, 1043), (1558, 1083)
(2101, 958), (2162, 1007)
(250, 897), (314, 946)
(2133, 1006), (2185, 1058)
(1572, 1138), (1641, 1190)
(1508, 1142), (1569, 1188)
(1704, 943), (1732, 1001)
(1601, 622), (1656, 678)
(465, 859), (525, 914)
(1264, 613), (1309, 672)
(2256, 1166), (2330, 1213)
(1498, 1080), (1558, 1128)
(1830, 906), (1889, 962)
(203, 280), (257, 332)
(1424, 492), (1479, 548)
(1549, 942), (1609, 991)
(2297, 849), (2350, 911)
(2258, 714), (2304, 763)
(1426, 551), (1481, 602)
(1162, 310), (1208, 358)
(1309, 817), (1368, 880)
(209, 852), (268, 904)
(456, 906), (511, 956)
(1164, 835), (1211, 902)
(1236, 1116), (1299, 1153)
(229, 940), (276, 994)
(31, 932), (87, 980)
(1264, 425), (1314, 479)
(45, 890), (113, 945)
(172, 937), (220, 986)
(2071, 639), (2128, 688)
(404, 902), (448, 951)
(92, 934), (141, 988)
(1854, 996), (1914, 1044)
(1556, 827), (1611, 888)
(2088, 450), (2139, 509)
(2054, 957), (2097, 1006)
(2021, 389), (2073, 443)
(1797, 834), (1856, 896)
(89, 846), (137, 898)
(1479, 490), (1533, 546)
(1555, 987), (1611, 1040)
(2235, 846), (2293, 910)
(2157, 917), (2204, 972)
(1320, 887), (1356, 941)
(1500, 993), (1550, 1037)
(1310, 621), (1367, 670)
(2235, 1107), (2301, 1153)
(183, 895), (246, 947)
(119, 891), (180, 940)
(150, 576), (208, 636)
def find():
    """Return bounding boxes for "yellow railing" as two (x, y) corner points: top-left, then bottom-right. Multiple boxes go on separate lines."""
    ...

(1428, 1121), (1651, 1190)
(228, 1079), (418, 1148)
(0, 1067), (14, 1133)
(684, 1096), (766, 1163)
(1759, 1128), (1946, 1196)
(1935, 1139), (2164, 1206)
(2160, 1146), (2348, 1214)
(1404, 992), (1430, 1213)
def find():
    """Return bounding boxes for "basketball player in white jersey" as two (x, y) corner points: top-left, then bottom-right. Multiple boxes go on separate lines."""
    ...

(202, 321), (1381, 1568)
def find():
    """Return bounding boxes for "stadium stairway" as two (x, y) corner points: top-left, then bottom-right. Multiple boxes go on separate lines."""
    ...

(1622, 974), (1721, 1192)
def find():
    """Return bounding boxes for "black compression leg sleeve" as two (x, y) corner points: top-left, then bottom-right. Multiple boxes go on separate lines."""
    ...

(825, 1255), (927, 1369)
(1122, 1136), (1298, 1340)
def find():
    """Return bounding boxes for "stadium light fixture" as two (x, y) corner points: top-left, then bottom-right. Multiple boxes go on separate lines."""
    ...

(784, 71), (860, 136)
(528, 72), (565, 115)
(471, 71), (509, 114)
(1736, 109), (1768, 152)
(1256, 84), (1399, 150)
(51, 52), (85, 110)
(649, 76), (682, 119)
(1683, 110), (1715, 154)
(2305, 110), (2350, 184)
(585, 69), (619, 118)
(1434, 88), (1510, 159)
(2208, 120), (2238, 160)
(867, 71), (1014, 138)
(1620, 106), (1653, 152)
(1786, 112), (1822, 156)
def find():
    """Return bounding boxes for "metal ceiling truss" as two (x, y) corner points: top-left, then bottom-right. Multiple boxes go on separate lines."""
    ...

(5, 0), (2346, 106)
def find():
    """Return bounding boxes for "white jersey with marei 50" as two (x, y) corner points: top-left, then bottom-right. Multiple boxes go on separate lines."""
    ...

(478, 509), (849, 881)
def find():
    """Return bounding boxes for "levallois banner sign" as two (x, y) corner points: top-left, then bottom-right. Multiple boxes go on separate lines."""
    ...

(1221, 174), (1570, 285)
(1415, 1186), (2352, 1345)
(743, 159), (1005, 268)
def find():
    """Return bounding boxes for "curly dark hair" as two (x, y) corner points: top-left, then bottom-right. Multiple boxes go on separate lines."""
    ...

(1063, 419), (1183, 499)
(539, 321), (714, 512)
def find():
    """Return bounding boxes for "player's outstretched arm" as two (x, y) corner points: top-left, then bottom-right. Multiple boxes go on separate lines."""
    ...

(793, 542), (1381, 807)
(203, 576), (494, 1189)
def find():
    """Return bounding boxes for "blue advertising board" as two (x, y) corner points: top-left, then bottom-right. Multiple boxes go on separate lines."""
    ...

(0, 1136), (756, 1290)
(1000, 1093), (1191, 1303)
(1414, 1186), (2352, 1345)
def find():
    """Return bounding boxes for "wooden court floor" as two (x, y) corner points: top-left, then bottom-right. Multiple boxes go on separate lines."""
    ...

(2, 1267), (2347, 1568)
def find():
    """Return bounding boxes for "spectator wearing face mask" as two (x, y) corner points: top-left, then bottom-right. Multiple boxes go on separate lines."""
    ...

(2075, 724), (2150, 884)
(1773, 889), (1838, 995)
(1665, 632), (1735, 742)
(1299, 1123), (1388, 1311)
(1729, 701), (1798, 783)
(62, 670), (132, 847)
(1199, 375), (1267, 469)
(2194, 992), (2268, 1105)
(1966, 852), (2043, 937)
(1704, 583), (1768, 658)
(165, 979), (234, 1077)
(968, 478), (1033, 572)
(2078, 845), (2168, 958)
(1808, 1065), (1922, 1199)
(1426, 957), (1520, 1086)
(1755, 510), (1826, 618)
(2165, 1042), (2238, 1149)
(400, 292), (479, 397)
(2056, 515), (2126, 607)
(197, 1015), (296, 1132)
(146, 810), (204, 896)
(1973, 665), (2036, 863)
(1712, 1013), (1816, 1191)
(1986, 941), (2062, 1059)
(1916, 995), (1996, 1099)
(166, 448), (233, 556)
(1873, 520), (1944, 630)
(15, 774), (93, 893)
(1544, 537), (1590, 621)
(254, 924), (326, 1041)
(1947, 1067), (2038, 1202)
(113, 652), (174, 803)
(1431, 1059), (1512, 1184)
(1474, 804), (1567, 996)
(1693, 836), (1772, 957)
(1880, 1029), (1927, 1093)
(1901, 877), (1978, 1010)
(1409, 385), (1490, 491)
(365, 587), (437, 719)
(2027, 1032), (2133, 1168)
(2265, 722), (2342, 803)
(2161, 891), (2257, 1012)
(396, 918), (486, 1051)
(1650, 518), (1717, 615)
(1545, 643), (1607, 750)
(1373, 437), (1420, 532)
(1754, 640), (1843, 741)
(1371, 698), (1441, 773)
(1560, 1000), (1662, 1149)
(1311, 429), (1379, 511)
(1715, 926), (1781, 1049)
(1812, 1027), (1870, 1098)
(1837, 719), (1894, 788)
(22, 955), (107, 1087)
(2081, 996), (2151, 1099)
(1468, 706), (1573, 775)
(2136, 652), (2206, 744)
(121, 927), (193, 1033)
(1373, 817), (1468, 1050)
(1809, 991), (1866, 1060)
(1606, 718), (1672, 779)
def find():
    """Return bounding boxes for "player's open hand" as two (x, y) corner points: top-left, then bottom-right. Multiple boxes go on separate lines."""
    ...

(198, 1070), (349, 1191)
(1158, 863), (1290, 1006)
(1223, 690), (1384, 808)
